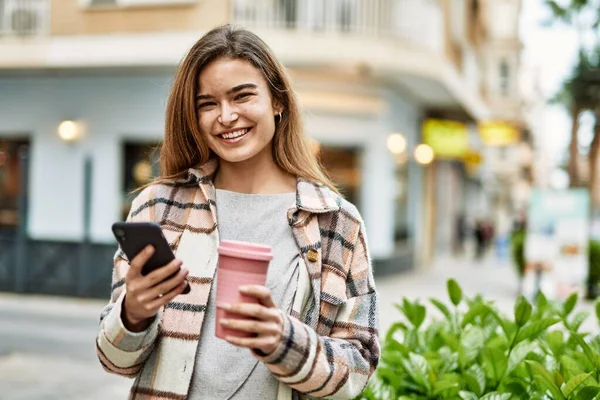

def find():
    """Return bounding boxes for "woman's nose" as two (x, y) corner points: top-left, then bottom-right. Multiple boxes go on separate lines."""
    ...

(219, 103), (239, 125)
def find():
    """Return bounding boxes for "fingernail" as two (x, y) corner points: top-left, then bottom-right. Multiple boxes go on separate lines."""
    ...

(220, 319), (229, 325)
(239, 285), (249, 292)
(146, 246), (154, 254)
(220, 303), (231, 310)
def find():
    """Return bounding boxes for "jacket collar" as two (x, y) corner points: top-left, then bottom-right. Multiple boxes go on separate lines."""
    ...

(184, 159), (340, 214)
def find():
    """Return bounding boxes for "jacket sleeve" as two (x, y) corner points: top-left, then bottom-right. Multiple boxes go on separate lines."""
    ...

(96, 186), (163, 378)
(255, 222), (380, 399)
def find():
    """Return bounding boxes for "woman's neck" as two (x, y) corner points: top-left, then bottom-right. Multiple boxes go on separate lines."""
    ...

(213, 156), (296, 194)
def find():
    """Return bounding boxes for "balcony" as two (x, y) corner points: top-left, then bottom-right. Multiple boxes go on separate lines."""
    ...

(233, 0), (488, 120)
(233, 0), (444, 55)
(0, 0), (49, 36)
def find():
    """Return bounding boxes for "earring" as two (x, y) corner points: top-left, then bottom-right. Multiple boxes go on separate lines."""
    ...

(277, 111), (283, 123)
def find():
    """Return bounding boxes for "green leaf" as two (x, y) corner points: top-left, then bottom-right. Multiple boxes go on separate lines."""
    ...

(595, 298), (600, 322)
(514, 295), (533, 327)
(525, 360), (567, 400)
(448, 279), (463, 306)
(504, 379), (527, 396)
(437, 347), (459, 375)
(563, 292), (579, 317)
(458, 391), (478, 400)
(561, 355), (585, 380)
(536, 290), (549, 313)
(384, 322), (408, 343)
(482, 303), (512, 338)
(433, 379), (460, 395)
(480, 393), (511, 400)
(563, 372), (593, 397)
(507, 341), (537, 374)
(546, 330), (565, 357)
(575, 386), (600, 400)
(440, 330), (460, 351)
(515, 317), (561, 344)
(572, 334), (600, 369)
(462, 303), (489, 328)
(570, 311), (590, 333)
(464, 364), (486, 396)
(482, 347), (507, 384)
(401, 353), (431, 394)
(554, 370), (564, 388)
(398, 299), (426, 329)
(430, 298), (452, 321)
(381, 349), (406, 366)
(459, 326), (485, 367)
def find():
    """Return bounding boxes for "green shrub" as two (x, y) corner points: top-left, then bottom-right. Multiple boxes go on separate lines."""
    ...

(356, 279), (600, 400)
(509, 229), (526, 278)
(587, 240), (600, 299)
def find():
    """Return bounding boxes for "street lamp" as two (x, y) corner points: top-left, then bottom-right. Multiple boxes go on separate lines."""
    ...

(414, 144), (434, 165)
(387, 133), (406, 155)
(58, 120), (83, 142)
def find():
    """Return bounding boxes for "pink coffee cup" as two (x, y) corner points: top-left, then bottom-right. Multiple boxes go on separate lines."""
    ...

(215, 240), (273, 339)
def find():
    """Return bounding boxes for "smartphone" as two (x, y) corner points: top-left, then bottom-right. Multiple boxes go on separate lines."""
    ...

(111, 222), (190, 295)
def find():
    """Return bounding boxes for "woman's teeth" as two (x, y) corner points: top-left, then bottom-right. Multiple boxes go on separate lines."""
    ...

(220, 129), (248, 139)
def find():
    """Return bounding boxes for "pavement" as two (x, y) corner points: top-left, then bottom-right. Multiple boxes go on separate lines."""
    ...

(0, 253), (597, 399)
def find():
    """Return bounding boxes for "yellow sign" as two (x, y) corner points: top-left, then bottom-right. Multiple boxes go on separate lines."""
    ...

(463, 150), (483, 176)
(423, 119), (469, 159)
(463, 151), (482, 165)
(479, 121), (520, 146)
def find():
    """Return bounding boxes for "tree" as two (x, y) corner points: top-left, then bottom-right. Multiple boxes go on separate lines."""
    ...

(545, 0), (600, 207)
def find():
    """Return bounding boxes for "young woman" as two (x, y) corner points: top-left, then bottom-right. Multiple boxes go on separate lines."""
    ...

(96, 25), (380, 400)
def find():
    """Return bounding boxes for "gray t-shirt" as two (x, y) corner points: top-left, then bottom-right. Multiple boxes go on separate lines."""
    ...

(188, 189), (300, 399)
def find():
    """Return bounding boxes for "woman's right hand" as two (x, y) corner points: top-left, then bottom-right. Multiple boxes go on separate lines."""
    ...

(122, 245), (189, 332)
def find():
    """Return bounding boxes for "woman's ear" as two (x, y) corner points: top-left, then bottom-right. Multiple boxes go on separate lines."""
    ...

(272, 100), (284, 115)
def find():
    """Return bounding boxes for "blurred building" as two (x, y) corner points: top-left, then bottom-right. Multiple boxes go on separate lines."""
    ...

(0, 0), (534, 295)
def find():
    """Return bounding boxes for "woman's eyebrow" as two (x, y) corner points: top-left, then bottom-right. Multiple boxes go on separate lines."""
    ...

(227, 83), (258, 94)
(196, 84), (258, 102)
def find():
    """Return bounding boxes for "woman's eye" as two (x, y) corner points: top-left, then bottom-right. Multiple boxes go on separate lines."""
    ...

(197, 102), (216, 109)
(235, 93), (253, 101)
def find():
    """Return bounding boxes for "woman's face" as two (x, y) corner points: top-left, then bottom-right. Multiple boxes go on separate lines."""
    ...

(196, 57), (280, 165)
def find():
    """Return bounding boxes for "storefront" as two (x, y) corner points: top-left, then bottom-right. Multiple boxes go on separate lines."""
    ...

(0, 138), (28, 234)
(0, 72), (424, 296)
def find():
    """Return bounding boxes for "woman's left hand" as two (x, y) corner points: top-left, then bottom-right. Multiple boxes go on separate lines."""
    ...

(220, 285), (284, 356)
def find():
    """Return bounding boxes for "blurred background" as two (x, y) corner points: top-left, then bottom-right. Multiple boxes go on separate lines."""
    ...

(1, 0), (599, 398)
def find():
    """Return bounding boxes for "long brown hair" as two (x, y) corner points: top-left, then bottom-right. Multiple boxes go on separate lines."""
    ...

(159, 24), (337, 192)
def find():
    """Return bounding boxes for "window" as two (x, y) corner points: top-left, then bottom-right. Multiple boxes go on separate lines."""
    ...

(89, 0), (117, 5)
(338, 0), (354, 32)
(0, 139), (29, 229)
(318, 146), (362, 210)
(499, 59), (510, 96)
(83, 0), (195, 9)
(394, 157), (410, 246)
(279, 0), (297, 28)
(121, 142), (160, 220)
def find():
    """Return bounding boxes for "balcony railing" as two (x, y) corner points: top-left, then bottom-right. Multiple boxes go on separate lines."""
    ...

(233, 0), (444, 54)
(0, 0), (49, 37)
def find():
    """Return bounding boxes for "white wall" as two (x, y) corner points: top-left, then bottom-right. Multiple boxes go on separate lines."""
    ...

(0, 74), (172, 243)
(305, 111), (394, 259)
(304, 89), (421, 259)
(385, 91), (423, 252)
(0, 74), (422, 262)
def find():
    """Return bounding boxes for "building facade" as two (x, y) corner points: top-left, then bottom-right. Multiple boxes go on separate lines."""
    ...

(0, 0), (510, 296)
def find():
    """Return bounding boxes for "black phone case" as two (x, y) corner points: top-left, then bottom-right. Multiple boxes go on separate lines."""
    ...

(111, 222), (190, 294)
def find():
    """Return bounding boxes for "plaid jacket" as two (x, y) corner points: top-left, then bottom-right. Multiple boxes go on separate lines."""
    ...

(96, 159), (380, 399)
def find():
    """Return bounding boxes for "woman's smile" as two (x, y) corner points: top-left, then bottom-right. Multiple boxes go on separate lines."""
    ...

(217, 127), (252, 144)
